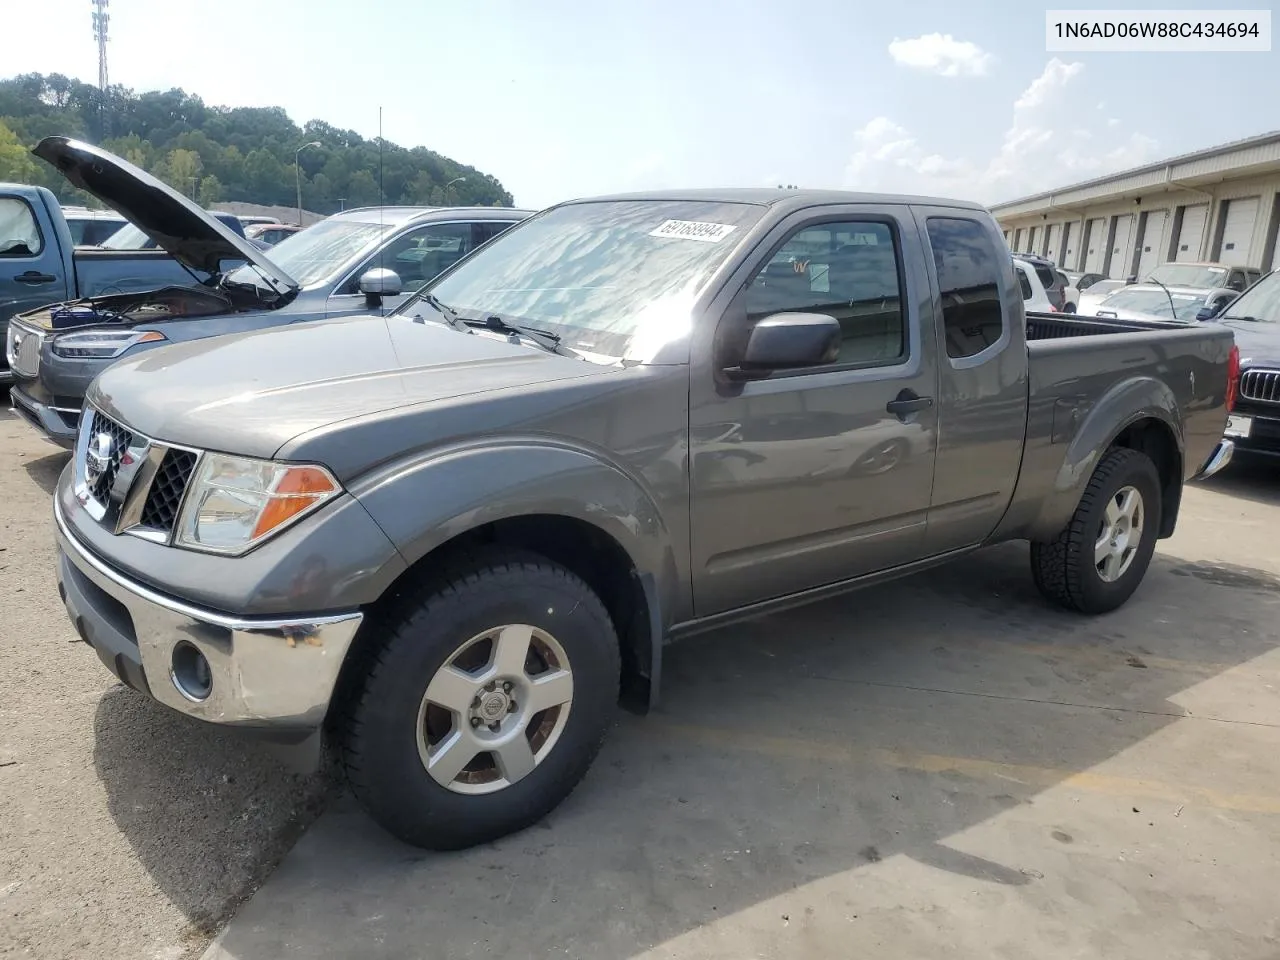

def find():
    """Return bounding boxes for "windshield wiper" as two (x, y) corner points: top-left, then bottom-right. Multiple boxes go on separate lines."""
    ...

(1221, 314), (1260, 322)
(465, 314), (574, 357)
(417, 292), (468, 332)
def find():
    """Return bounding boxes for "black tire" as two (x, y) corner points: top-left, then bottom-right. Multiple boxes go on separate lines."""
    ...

(336, 549), (620, 850)
(1030, 447), (1162, 614)
(1064, 302), (1077, 314)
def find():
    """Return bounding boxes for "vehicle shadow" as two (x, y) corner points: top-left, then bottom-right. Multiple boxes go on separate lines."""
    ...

(22, 450), (70, 496)
(91, 688), (336, 937)
(110, 540), (1279, 959)
(1196, 455), (1280, 506)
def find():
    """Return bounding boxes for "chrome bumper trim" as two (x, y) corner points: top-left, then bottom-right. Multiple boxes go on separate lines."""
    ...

(1193, 438), (1234, 481)
(54, 495), (363, 728)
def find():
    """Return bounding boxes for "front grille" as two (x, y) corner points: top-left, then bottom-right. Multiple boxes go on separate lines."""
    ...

(1240, 369), (1280, 405)
(139, 448), (198, 531)
(6, 322), (43, 378)
(86, 411), (134, 504)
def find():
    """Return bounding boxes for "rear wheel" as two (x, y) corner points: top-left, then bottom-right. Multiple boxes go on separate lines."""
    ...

(337, 550), (620, 849)
(1030, 448), (1162, 614)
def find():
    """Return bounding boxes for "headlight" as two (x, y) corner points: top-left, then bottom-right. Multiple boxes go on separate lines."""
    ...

(52, 329), (166, 359)
(175, 453), (341, 555)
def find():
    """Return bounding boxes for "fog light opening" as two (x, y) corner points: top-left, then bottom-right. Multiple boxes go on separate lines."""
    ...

(171, 641), (213, 702)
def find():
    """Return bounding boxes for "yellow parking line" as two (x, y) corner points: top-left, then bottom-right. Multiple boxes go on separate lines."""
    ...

(653, 721), (1280, 815)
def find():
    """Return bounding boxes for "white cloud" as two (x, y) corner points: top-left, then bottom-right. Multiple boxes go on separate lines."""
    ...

(1107, 117), (1121, 127)
(888, 33), (993, 77)
(841, 58), (1159, 204)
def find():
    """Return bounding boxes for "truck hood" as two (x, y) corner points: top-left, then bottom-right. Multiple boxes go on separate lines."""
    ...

(1218, 318), (1280, 368)
(88, 314), (607, 460)
(32, 137), (297, 304)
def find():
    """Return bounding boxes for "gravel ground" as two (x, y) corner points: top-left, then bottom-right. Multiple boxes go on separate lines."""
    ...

(0, 406), (335, 960)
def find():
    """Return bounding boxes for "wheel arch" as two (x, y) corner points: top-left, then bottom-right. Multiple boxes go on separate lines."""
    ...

(341, 441), (680, 717)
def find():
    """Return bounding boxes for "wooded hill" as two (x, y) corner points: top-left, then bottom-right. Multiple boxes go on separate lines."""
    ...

(0, 73), (515, 212)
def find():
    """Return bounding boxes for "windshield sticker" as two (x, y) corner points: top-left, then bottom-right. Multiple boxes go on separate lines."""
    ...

(649, 219), (737, 243)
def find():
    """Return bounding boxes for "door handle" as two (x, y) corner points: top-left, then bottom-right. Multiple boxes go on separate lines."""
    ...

(886, 389), (934, 418)
(13, 271), (56, 285)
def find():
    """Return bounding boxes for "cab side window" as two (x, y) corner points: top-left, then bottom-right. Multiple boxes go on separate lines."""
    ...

(926, 217), (1006, 360)
(0, 198), (42, 257)
(742, 220), (906, 367)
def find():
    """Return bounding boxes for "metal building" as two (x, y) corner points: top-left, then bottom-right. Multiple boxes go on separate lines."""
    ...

(992, 130), (1280, 278)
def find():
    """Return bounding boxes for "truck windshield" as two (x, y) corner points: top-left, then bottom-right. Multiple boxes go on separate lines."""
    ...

(396, 199), (766, 362)
(1221, 271), (1280, 322)
(1098, 287), (1204, 321)
(1145, 263), (1228, 288)
(225, 219), (392, 289)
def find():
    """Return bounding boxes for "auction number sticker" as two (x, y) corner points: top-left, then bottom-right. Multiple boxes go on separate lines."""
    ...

(649, 219), (738, 243)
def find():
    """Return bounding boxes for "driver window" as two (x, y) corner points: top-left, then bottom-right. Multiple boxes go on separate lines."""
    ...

(742, 221), (906, 367)
(339, 222), (474, 295)
(0, 198), (42, 257)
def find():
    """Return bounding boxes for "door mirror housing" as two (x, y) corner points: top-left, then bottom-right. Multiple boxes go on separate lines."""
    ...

(359, 267), (402, 307)
(726, 312), (841, 379)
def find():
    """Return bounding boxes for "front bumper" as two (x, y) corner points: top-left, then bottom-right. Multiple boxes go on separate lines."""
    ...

(1226, 409), (1280, 459)
(9, 383), (80, 448)
(54, 496), (364, 732)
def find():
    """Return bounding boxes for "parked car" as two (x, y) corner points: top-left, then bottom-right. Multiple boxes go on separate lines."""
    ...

(1016, 252), (1068, 310)
(1057, 269), (1080, 312)
(1146, 261), (1262, 293)
(7, 137), (531, 446)
(245, 222), (304, 246)
(59, 205), (127, 245)
(1215, 270), (1280, 457)
(50, 187), (1236, 850)
(1014, 256), (1054, 312)
(1077, 278), (1128, 315)
(232, 214), (281, 228)
(1091, 283), (1238, 324)
(97, 210), (249, 247)
(1064, 270), (1107, 292)
(1, 146), (255, 386)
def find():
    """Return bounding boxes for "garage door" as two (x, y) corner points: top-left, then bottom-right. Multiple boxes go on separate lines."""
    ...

(1060, 222), (1074, 266)
(1013, 227), (1024, 251)
(1137, 209), (1168, 279)
(1083, 218), (1107, 273)
(1045, 223), (1061, 260)
(1027, 226), (1040, 255)
(1174, 203), (1208, 261)
(1218, 196), (1260, 266)
(1108, 214), (1135, 279)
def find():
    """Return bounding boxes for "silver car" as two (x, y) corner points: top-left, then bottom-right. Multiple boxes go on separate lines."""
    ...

(1089, 283), (1238, 325)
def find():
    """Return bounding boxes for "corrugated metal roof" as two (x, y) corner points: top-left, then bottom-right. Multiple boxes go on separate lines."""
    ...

(990, 130), (1280, 214)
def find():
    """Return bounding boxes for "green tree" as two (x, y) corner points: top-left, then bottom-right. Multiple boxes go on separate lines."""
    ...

(197, 174), (222, 206)
(0, 118), (39, 182)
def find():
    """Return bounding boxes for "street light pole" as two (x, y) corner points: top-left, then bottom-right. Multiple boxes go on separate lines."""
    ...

(295, 140), (321, 226)
(445, 176), (466, 205)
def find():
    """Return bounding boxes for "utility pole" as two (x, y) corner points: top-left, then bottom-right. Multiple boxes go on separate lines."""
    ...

(91, 0), (110, 91)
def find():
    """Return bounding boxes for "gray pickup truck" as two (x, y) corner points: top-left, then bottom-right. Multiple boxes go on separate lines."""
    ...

(52, 189), (1238, 850)
(6, 137), (529, 446)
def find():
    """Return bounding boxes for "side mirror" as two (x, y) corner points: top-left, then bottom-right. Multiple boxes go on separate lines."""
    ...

(727, 312), (841, 379)
(1126, 275), (1138, 284)
(359, 267), (402, 307)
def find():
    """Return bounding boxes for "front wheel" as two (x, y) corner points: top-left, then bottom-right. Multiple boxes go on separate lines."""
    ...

(337, 550), (620, 849)
(1030, 447), (1162, 614)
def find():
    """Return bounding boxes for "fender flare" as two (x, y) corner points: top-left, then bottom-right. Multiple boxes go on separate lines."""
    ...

(1028, 376), (1183, 541)
(350, 438), (680, 708)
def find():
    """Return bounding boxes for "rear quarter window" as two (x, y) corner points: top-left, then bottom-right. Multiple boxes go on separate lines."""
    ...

(926, 217), (1008, 359)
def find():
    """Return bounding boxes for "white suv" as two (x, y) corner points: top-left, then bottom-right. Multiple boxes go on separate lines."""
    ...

(1014, 256), (1055, 313)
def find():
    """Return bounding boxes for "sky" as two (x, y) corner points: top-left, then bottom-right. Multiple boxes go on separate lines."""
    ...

(6, 0), (1278, 209)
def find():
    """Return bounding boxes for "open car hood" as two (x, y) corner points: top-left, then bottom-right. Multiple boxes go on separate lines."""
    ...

(32, 137), (298, 302)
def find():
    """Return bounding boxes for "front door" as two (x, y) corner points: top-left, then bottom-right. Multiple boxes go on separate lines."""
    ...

(1, 193), (70, 322)
(689, 209), (940, 617)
